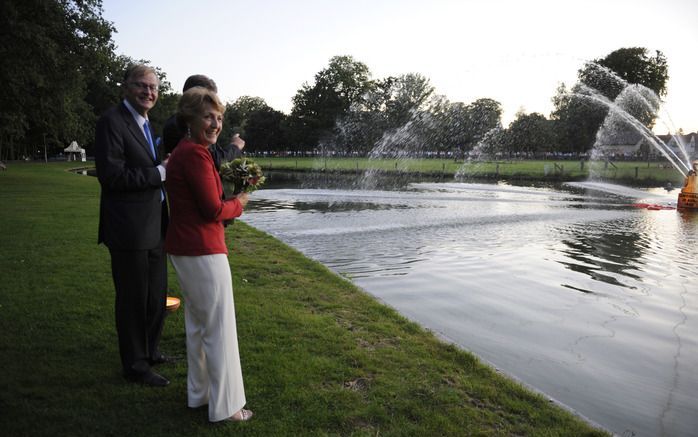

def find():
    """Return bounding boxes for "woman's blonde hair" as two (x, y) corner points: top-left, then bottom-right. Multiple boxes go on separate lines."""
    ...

(176, 86), (225, 129)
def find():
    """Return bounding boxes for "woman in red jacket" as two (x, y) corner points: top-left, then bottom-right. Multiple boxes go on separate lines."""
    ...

(165, 86), (252, 423)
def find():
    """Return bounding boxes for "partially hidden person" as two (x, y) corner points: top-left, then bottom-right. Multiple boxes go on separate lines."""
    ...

(217, 132), (245, 167)
(162, 74), (218, 155)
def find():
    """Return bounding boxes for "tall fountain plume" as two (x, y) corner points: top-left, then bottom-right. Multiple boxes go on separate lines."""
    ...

(356, 94), (450, 190)
(570, 62), (691, 177)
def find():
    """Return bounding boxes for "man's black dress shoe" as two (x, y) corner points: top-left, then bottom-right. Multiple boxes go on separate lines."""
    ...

(125, 370), (170, 387)
(150, 353), (177, 366)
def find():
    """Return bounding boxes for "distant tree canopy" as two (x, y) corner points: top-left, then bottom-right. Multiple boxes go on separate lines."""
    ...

(501, 111), (555, 156)
(0, 0), (115, 159)
(0, 3), (673, 166)
(0, 0), (176, 160)
(219, 96), (286, 152)
(259, 47), (669, 158)
(221, 96), (271, 144)
(287, 55), (372, 149)
(583, 47), (669, 99)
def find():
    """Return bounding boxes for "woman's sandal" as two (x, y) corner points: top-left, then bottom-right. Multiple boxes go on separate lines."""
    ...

(226, 408), (253, 422)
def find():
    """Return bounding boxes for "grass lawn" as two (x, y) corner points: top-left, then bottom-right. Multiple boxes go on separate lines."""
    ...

(0, 162), (608, 436)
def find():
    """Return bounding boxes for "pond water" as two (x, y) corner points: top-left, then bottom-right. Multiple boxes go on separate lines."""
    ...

(240, 178), (698, 436)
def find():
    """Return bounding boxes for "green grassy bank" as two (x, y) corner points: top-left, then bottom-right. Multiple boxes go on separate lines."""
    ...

(253, 156), (685, 185)
(0, 162), (608, 436)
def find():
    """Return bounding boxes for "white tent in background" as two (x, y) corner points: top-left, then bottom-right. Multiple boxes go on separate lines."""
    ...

(64, 141), (86, 162)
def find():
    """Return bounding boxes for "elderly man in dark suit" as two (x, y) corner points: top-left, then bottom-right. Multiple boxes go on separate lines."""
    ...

(95, 64), (171, 387)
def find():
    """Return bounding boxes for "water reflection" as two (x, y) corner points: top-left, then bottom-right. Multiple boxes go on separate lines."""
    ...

(252, 198), (411, 213)
(556, 220), (645, 290)
(241, 181), (698, 437)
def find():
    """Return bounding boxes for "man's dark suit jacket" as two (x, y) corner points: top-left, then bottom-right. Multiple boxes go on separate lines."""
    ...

(95, 102), (167, 249)
(161, 114), (181, 155)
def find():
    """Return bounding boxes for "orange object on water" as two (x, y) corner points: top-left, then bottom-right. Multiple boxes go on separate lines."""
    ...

(678, 171), (698, 210)
(678, 192), (698, 210)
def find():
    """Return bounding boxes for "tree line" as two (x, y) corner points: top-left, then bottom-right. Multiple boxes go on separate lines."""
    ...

(0, 0), (669, 161)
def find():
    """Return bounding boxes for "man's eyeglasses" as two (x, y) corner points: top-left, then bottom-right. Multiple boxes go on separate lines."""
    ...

(129, 82), (159, 93)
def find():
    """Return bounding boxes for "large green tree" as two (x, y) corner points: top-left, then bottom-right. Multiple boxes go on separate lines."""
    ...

(382, 73), (435, 129)
(464, 98), (502, 148)
(331, 73), (436, 155)
(330, 77), (391, 155)
(580, 47), (669, 100)
(550, 83), (606, 154)
(500, 111), (556, 156)
(0, 0), (175, 160)
(288, 55), (372, 148)
(244, 107), (287, 152)
(215, 96), (288, 153)
(0, 0), (117, 159)
(220, 95), (270, 145)
(424, 97), (502, 159)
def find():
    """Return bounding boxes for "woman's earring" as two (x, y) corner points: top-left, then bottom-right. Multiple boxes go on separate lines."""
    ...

(187, 126), (192, 138)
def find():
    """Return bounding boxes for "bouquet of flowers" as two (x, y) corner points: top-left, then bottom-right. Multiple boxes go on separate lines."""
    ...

(219, 158), (266, 194)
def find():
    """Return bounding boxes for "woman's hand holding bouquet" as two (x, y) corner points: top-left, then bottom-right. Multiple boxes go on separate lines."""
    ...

(219, 158), (266, 195)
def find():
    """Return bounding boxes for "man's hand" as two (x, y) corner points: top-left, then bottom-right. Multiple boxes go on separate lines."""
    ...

(231, 133), (245, 151)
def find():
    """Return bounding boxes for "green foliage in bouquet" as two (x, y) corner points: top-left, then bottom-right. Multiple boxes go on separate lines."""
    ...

(220, 158), (266, 194)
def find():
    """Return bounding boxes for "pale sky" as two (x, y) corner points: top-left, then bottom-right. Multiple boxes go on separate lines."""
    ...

(102, 0), (697, 133)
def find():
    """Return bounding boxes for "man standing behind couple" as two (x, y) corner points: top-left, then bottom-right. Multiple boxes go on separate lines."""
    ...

(162, 75), (244, 170)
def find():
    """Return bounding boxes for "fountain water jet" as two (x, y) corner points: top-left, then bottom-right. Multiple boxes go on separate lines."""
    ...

(453, 127), (504, 181)
(562, 62), (696, 209)
(575, 84), (690, 176)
